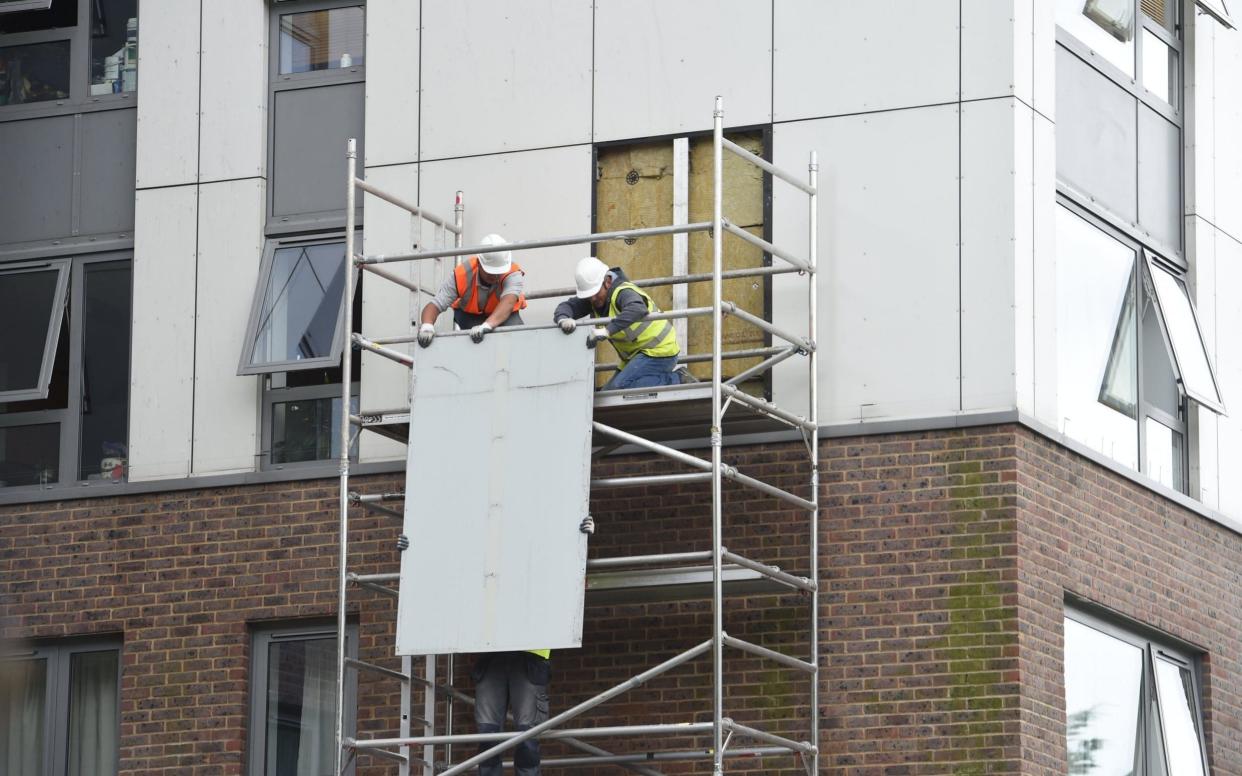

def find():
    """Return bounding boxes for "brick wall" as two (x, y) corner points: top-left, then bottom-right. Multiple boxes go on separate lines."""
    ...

(2, 424), (1241, 774)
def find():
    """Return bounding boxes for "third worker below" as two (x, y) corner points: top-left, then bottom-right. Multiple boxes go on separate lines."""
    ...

(554, 256), (696, 390)
(417, 233), (526, 347)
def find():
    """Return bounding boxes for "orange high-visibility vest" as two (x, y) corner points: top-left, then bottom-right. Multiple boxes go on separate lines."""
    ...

(451, 257), (528, 315)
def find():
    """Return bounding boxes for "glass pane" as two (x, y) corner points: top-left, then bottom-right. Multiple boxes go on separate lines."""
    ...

(1058, 0), (1136, 76)
(0, 39), (70, 105)
(1154, 658), (1207, 776)
(79, 263), (132, 482)
(0, 266), (62, 395)
(1064, 618), (1143, 775)
(0, 0), (73, 35)
(1145, 416), (1184, 490)
(250, 243), (347, 368)
(0, 657), (47, 774)
(3, 312), (69, 414)
(1142, 28), (1173, 104)
(67, 650), (119, 776)
(0, 423), (59, 487)
(271, 394), (358, 464)
(1148, 265), (1222, 408)
(89, 0), (138, 96)
(265, 637), (337, 776)
(278, 6), (365, 75)
(1056, 207), (1140, 470)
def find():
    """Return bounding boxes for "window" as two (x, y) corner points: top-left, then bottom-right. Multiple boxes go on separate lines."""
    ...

(0, 638), (120, 776)
(1064, 609), (1209, 776)
(1055, 204), (1223, 493)
(278, 5), (364, 75)
(249, 623), (356, 776)
(0, 0), (56, 13)
(1195, 0), (1235, 27)
(0, 255), (131, 489)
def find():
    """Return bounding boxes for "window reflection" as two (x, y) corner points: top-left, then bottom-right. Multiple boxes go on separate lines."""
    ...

(278, 6), (364, 75)
(1064, 618), (1143, 775)
(1141, 28), (1172, 105)
(1058, 0), (1135, 76)
(264, 637), (337, 775)
(250, 242), (347, 368)
(1153, 658), (1207, 776)
(89, 0), (138, 95)
(0, 39), (70, 105)
(1144, 417), (1183, 491)
(0, 657), (47, 773)
(271, 394), (357, 465)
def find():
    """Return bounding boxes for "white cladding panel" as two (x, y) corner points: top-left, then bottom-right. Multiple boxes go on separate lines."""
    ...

(1190, 217), (1219, 507)
(397, 329), (592, 654)
(962, 0), (1019, 102)
(198, 0), (267, 181)
(773, 0), (957, 121)
(419, 0), (591, 160)
(1029, 113), (1057, 419)
(1214, 230), (1242, 517)
(360, 163), (420, 464)
(771, 107), (961, 423)
(129, 187), (198, 481)
(1191, 15), (1216, 224)
(1032, 0), (1056, 118)
(364, 0), (419, 167)
(1014, 103), (1036, 416)
(418, 146), (593, 327)
(135, 0), (201, 188)
(191, 180), (264, 475)
(1212, 18), (1242, 242)
(595, 0), (770, 141)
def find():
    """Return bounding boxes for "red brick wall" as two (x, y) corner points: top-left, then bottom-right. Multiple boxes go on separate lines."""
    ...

(2, 424), (1241, 774)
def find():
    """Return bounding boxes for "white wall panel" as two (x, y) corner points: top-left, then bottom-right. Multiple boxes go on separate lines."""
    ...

(1189, 217), (1219, 506)
(135, 0), (200, 188)
(191, 179), (264, 475)
(962, 0), (1019, 102)
(420, 0), (591, 159)
(418, 145), (593, 330)
(360, 163), (420, 464)
(365, 0), (419, 167)
(129, 187), (198, 481)
(771, 107), (961, 423)
(961, 99), (1020, 412)
(1213, 231), (1242, 517)
(1032, 114), (1058, 423)
(1190, 15), (1216, 224)
(597, 0), (770, 141)
(1032, 0), (1056, 119)
(198, 0), (267, 182)
(773, 0), (956, 122)
(1014, 103), (1036, 416)
(1212, 20), (1242, 241)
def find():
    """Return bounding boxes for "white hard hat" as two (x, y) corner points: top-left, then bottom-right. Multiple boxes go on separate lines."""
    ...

(478, 234), (512, 274)
(575, 256), (610, 298)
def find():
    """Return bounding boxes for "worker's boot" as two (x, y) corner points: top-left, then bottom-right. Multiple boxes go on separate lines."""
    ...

(674, 365), (699, 384)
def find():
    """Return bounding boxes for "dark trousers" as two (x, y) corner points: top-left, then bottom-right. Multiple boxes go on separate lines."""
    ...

(473, 652), (550, 776)
(453, 309), (525, 330)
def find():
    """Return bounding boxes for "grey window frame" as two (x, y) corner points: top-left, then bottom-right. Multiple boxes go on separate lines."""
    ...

(248, 621), (357, 776)
(0, 636), (122, 776)
(238, 232), (359, 376)
(1064, 605), (1210, 776)
(0, 0), (137, 122)
(0, 0), (55, 12)
(1143, 251), (1226, 413)
(260, 379), (359, 471)
(0, 258), (70, 402)
(1195, 0), (1235, 27)
(0, 251), (132, 492)
(266, 0), (365, 234)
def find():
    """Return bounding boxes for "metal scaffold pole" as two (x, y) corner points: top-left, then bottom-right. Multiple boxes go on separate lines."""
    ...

(808, 149), (821, 776)
(710, 94), (726, 776)
(335, 137), (357, 776)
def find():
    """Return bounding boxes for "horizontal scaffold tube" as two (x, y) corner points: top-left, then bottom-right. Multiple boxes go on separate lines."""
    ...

(352, 334), (413, 367)
(721, 465), (818, 512)
(586, 551), (716, 569)
(353, 178), (461, 234)
(357, 222), (712, 265)
(723, 302), (815, 351)
(525, 264), (801, 301)
(358, 262), (431, 295)
(509, 746), (789, 769)
(721, 138), (817, 196)
(368, 307), (716, 346)
(723, 720), (817, 756)
(344, 657), (408, 682)
(591, 423), (713, 471)
(719, 384), (816, 432)
(595, 345), (787, 374)
(721, 219), (811, 272)
(356, 722), (713, 749)
(591, 472), (712, 488)
(722, 633), (817, 674)
(719, 550), (815, 592)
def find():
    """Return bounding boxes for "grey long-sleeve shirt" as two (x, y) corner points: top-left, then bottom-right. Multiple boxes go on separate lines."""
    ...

(429, 269), (525, 312)
(552, 269), (648, 336)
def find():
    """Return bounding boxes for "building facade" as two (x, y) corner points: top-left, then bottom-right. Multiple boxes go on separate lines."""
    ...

(2, 0), (1242, 773)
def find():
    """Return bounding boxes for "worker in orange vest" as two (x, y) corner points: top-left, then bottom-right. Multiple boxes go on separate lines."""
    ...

(417, 233), (527, 346)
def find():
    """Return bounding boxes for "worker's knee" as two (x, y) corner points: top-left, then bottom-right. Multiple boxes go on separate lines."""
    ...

(476, 724), (504, 769)
(513, 737), (540, 769)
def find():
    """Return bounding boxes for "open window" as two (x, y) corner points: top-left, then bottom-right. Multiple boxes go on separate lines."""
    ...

(1196, 0), (1235, 28)
(0, 259), (69, 402)
(1144, 253), (1225, 414)
(0, 0), (55, 14)
(238, 234), (358, 375)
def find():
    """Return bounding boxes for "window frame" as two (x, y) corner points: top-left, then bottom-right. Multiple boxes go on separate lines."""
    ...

(1195, 0), (1235, 27)
(247, 621), (357, 776)
(0, 636), (122, 776)
(0, 0), (55, 12)
(260, 380), (360, 470)
(0, 258), (70, 403)
(1064, 605), (1210, 776)
(0, 0), (137, 122)
(1143, 250), (1226, 413)
(0, 251), (132, 492)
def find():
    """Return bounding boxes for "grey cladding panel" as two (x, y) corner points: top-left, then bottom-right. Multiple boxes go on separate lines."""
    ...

(1056, 46), (1137, 224)
(397, 329), (593, 655)
(0, 116), (74, 245)
(1138, 106), (1181, 253)
(80, 109), (137, 236)
(271, 82), (365, 219)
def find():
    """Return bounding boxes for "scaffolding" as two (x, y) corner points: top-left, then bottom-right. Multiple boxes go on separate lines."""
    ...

(333, 97), (820, 775)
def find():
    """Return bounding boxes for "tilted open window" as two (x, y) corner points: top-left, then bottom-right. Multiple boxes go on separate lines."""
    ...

(1144, 253), (1225, 414)
(0, 259), (69, 402)
(1196, 0), (1235, 28)
(0, 0), (55, 14)
(238, 235), (357, 375)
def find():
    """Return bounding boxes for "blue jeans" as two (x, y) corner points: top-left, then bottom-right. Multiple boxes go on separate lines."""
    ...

(602, 353), (680, 391)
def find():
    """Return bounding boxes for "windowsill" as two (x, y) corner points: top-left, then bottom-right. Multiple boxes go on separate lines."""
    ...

(0, 92), (136, 123)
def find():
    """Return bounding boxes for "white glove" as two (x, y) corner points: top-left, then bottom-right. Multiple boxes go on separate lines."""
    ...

(558, 318), (577, 334)
(417, 323), (436, 348)
(470, 322), (493, 343)
(396, 534), (410, 552)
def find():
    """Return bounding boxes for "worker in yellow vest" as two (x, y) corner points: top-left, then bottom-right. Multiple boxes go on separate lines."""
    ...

(553, 257), (696, 389)
(472, 649), (551, 776)
(416, 233), (526, 346)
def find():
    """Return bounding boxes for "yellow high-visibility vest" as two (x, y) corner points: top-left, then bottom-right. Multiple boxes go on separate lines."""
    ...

(605, 282), (679, 363)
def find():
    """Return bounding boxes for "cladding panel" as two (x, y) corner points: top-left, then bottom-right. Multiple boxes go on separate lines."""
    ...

(199, 0), (267, 181)
(0, 116), (73, 245)
(364, 0), (419, 167)
(79, 109), (138, 236)
(134, 0), (201, 188)
(271, 82), (365, 220)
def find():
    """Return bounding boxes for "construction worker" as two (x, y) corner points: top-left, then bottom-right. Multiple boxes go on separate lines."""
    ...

(472, 649), (550, 776)
(554, 257), (695, 389)
(417, 233), (526, 346)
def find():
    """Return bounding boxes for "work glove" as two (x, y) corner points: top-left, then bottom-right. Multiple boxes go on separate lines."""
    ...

(579, 516), (595, 535)
(587, 327), (608, 349)
(396, 534), (410, 552)
(558, 318), (577, 335)
(417, 323), (436, 348)
(470, 322), (493, 343)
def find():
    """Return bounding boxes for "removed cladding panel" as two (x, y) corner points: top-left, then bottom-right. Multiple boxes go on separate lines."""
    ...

(396, 328), (593, 655)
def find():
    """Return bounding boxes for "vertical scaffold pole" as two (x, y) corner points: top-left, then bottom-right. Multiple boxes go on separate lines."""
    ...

(335, 137), (357, 776)
(710, 95), (726, 776)
(807, 150), (820, 775)
(446, 190), (463, 767)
